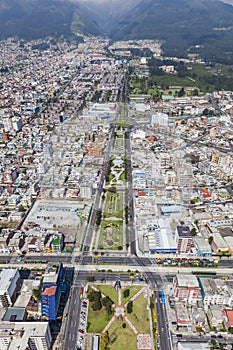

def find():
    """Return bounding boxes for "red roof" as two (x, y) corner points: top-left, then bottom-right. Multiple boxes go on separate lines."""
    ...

(42, 286), (57, 297)
(223, 310), (233, 327)
(29, 237), (37, 245)
(138, 191), (146, 197)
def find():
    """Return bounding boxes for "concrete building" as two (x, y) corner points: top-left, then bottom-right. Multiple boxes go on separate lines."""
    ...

(194, 237), (212, 256)
(144, 219), (176, 254)
(0, 321), (52, 350)
(207, 305), (224, 330)
(0, 269), (20, 308)
(176, 226), (193, 253)
(175, 302), (191, 327)
(150, 112), (169, 127)
(211, 231), (231, 255)
(173, 274), (201, 304)
(199, 278), (233, 306)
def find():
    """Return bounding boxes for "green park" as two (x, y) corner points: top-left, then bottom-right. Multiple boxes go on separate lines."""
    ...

(87, 284), (152, 350)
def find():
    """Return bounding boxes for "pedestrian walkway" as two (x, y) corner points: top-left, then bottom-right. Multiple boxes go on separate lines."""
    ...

(125, 316), (139, 335)
(118, 288), (122, 305)
(125, 286), (146, 304)
(102, 315), (116, 332)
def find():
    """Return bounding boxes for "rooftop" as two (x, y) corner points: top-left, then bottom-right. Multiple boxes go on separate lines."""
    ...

(176, 274), (199, 288)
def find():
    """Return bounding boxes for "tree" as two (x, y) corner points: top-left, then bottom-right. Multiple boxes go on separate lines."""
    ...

(123, 289), (130, 298)
(18, 205), (25, 212)
(202, 108), (209, 116)
(92, 300), (102, 311)
(127, 301), (133, 314)
(102, 296), (113, 314)
(86, 276), (95, 283)
(208, 236), (213, 245)
(96, 209), (102, 227)
(100, 331), (109, 350)
(178, 87), (185, 97)
(191, 228), (197, 236)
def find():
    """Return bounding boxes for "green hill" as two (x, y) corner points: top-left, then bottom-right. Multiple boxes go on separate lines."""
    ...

(0, 0), (101, 40)
(108, 0), (233, 64)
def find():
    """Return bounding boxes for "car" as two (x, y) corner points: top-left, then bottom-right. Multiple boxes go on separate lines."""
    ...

(211, 335), (217, 339)
(177, 334), (182, 338)
(217, 335), (223, 338)
(79, 329), (85, 334)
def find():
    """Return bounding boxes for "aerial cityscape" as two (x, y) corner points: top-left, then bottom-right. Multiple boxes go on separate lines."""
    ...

(1, 1), (233, 350)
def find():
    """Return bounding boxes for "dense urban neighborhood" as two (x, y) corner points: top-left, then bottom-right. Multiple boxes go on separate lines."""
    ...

(1, 34), (233, 350)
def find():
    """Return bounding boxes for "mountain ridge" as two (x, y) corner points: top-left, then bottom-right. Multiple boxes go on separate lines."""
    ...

(0, 0), (102, 40)
(0, 0), (233, 63)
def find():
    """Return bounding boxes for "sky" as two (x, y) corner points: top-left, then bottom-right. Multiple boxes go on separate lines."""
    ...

(77, 0), (233, 2)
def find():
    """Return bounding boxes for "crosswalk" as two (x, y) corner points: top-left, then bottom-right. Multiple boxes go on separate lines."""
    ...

(171, 333), (178, 344)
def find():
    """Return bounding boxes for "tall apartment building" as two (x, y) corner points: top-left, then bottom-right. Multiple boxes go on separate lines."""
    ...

(176, 226), (193, 253)
(41, 263), (65, 321)
(0, 269), (20, 308)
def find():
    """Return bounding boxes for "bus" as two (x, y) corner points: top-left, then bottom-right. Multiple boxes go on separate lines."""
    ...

(24, 257), (48, 264)
(192, 271), (216, 276)
(159, 290), (165, 304)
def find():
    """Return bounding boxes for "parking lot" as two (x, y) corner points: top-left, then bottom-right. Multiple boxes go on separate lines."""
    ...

(77, 298), (88, 350)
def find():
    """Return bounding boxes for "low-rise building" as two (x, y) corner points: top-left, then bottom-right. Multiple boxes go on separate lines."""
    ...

(173, 274), (201, 304)
(0, 321), (52, 350)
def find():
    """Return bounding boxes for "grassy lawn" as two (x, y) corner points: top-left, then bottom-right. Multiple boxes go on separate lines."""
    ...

(115, 138), (124, 150)
(127, 293), (151, 334)
(98, 220), (123, 250)
(151, 75), (196, 88)
(119, 171), (125, 183)
(95, 285), (119, 305)
(87, 303), (113, 333)
(120, 104), (125, 119)
(104, 192), (123, 218)
(108, 319), (137, 350)
(115, 121), (130, 127)
(121, 286), (143, 305)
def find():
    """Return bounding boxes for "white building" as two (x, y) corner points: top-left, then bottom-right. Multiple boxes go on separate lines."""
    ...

(199, 277), (233, 307)
(0, 322), (52, 350)
(12, 116), (23, 132)
(150, 112), (169, 127)
(0, 269), (20, 307)
(2, 116), (12, 132)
